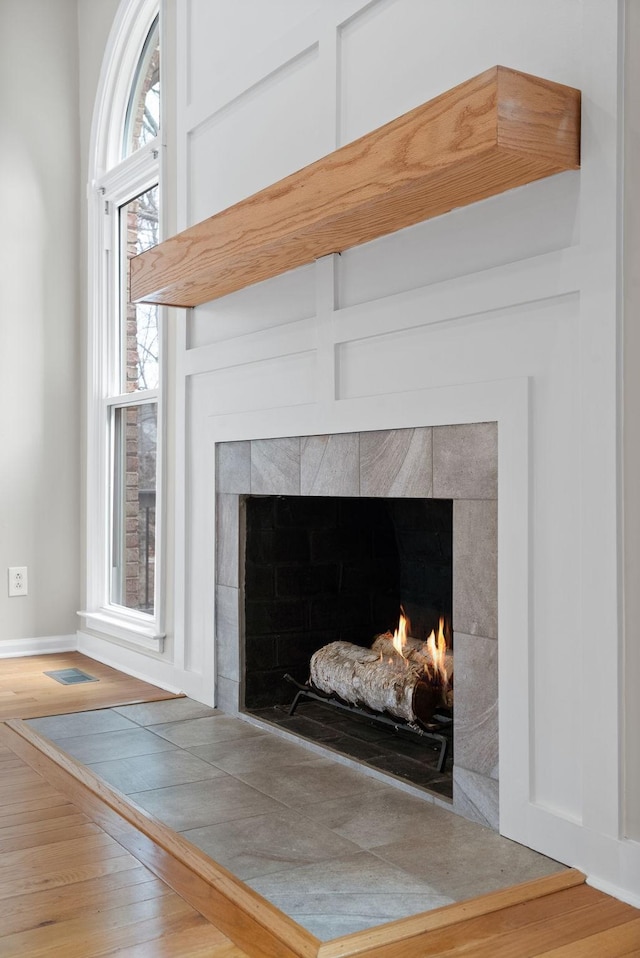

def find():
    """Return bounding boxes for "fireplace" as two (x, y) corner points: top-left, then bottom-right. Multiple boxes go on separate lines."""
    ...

(215, 423), (498, 826)
(241, 493), (454, 791)
(243, 494), (453, 705)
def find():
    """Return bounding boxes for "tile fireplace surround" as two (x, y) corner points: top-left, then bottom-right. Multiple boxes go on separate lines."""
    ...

(215, 423), (498, 828)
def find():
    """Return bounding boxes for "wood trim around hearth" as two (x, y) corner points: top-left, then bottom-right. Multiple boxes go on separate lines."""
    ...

(2, 718), (592, 958)
(130, 65), (580, 309)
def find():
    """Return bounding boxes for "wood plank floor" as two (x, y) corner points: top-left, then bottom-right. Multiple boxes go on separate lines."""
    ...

(1, 653), (639, 957)
(0, 651), (179, 720)
(0, 738), (248, 957)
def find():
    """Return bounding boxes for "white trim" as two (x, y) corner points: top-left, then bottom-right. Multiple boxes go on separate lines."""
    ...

(85, 0), (165, 651)
(89, 0), (160, 178)
(587, 875), (640, 911)
(76, 630), (214, 705)
(0, 635), (78, 658)
(78, 611), (164, 651)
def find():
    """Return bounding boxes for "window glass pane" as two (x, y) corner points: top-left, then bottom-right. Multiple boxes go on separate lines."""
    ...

(120, 186), (159, 392)
(111, 403), (157, 614)
(123, 17), (160, 157)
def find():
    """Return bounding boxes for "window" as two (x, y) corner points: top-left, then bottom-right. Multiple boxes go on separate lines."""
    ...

(84, 2), (163, 649)
(123, 17), (160, 158)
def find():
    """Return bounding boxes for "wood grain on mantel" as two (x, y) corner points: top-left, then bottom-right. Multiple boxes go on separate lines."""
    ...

(130, 65), (580, 308)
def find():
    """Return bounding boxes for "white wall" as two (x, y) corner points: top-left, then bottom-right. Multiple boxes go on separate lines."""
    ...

(0, 0), (81, 652)
(179, 0), (638, 904)
(80, 0), (640, 903)
(623, 0), (640, 844)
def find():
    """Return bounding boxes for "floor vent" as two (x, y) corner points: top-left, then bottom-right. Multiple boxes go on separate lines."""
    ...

(44, 669), (99, 685)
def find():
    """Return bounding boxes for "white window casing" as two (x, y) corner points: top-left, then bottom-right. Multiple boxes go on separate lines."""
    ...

(82, 1), (164, 651)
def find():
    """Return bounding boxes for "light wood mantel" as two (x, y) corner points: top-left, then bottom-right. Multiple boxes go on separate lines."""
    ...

(130, 65), (580, 309)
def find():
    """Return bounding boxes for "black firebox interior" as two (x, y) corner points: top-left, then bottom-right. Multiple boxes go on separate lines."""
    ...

(242, 495), (454, 794)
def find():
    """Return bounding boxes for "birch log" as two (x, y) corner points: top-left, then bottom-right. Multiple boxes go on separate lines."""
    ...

(371, 632), (454, 679)
(309, 641), (442, 724)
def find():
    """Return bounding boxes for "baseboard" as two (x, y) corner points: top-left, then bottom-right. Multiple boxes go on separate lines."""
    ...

(0, 634), (78, 658)
(76, 629), (195, 699)
(587, 873), (640, 910)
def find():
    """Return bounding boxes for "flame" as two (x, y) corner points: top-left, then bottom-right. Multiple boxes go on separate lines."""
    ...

(392, 610), (410, 658)
(425, 617), (448, 685)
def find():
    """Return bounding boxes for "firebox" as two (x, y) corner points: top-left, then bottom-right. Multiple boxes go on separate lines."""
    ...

(243, 494), (454, 794)
(215, 425), (497, 821)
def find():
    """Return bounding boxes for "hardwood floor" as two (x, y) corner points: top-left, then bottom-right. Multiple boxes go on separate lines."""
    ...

(0, 737), (248, 957)
(1, 652), (639, 957)
(0, 652), (179, 720)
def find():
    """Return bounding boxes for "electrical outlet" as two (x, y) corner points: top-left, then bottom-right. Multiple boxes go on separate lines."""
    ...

(8, 567), (28, 597)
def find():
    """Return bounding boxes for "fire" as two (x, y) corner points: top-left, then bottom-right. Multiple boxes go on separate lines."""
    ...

(392, 609), (409, 658)
(425, 617), (448, 685)
(387, 610), (449, 685)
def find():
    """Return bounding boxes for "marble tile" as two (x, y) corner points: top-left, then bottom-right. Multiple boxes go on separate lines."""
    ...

(445, 847), (566, 902)
(236, 757), (384, 808)
(188, 734), (320, 774)
(360, 428), (432, 498)
(301, 433), (360, 496)
(215, 584), (240, 681)
(251, 437), (300, 495)
(216, 441), (251, 493)
(453, 499), (498, 638)
(87, 748), (227, 794)
(112, 698), (219, 726)
(453, 766), (499, 830)
(52, 728), (177, 764)
(281, 890), (454, 940)
(129, 776), (283, 831)
(433, 422), (497, 499)
(300, 784), (446, 850)
(454, 632), (498, 777)
(216, 493), (240, 588)
(27, 709), (137, 740)
(215, 674), (241, 715)
(183, 807), (361, 880)
(371, 819), (565, 901)
(247, 851), (452, 940)
(149, 715), (265, 748)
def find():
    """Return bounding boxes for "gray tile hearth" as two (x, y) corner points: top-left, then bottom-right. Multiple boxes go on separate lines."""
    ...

(183, 807), (361, 880)
(27, 699), (567, 942)
(51, 726), (178, 763)
(130, 775), (283, 830)
(247, 851), (454, 939)
(149, 714), (263, 747)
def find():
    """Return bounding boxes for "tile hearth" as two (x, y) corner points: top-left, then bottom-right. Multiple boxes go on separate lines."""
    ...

(28, 698), (565, 941)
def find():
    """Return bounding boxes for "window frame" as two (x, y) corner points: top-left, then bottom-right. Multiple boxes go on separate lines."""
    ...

(82, 1), (165, 651)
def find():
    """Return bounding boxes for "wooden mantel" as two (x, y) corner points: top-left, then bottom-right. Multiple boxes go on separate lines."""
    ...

(130, 65), (580, 308)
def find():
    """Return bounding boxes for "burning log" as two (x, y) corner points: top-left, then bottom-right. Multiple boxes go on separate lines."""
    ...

(372, 632), (453, 675)
(309, 640), (444, 725)
(371, 632), (454, 708)
(372, 614), (453, 707)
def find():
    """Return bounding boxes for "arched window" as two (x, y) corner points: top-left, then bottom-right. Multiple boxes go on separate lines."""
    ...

(82, 0), (164, 650)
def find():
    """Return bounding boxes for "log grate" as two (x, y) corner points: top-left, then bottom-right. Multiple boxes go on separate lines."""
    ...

(284, 674), (452, 773)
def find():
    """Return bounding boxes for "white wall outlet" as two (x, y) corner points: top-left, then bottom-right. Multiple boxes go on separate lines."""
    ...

(8, 566), (28, 597)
